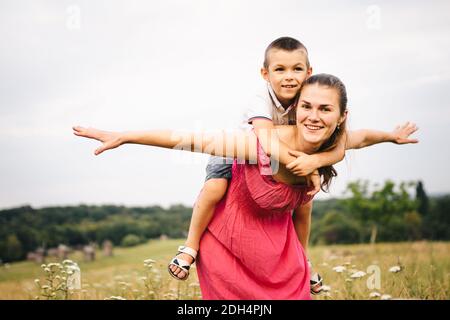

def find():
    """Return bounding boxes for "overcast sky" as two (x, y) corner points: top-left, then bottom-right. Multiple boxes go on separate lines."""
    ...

(1, 0), (449, 210)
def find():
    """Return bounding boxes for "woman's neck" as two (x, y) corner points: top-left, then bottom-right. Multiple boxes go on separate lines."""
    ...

(293, 126), (321, 154)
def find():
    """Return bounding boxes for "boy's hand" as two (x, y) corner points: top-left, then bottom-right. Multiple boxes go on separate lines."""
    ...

(72, 126), (123, 155)
(392, 122), (419, 144)
(286, 150), (319, 176)
(305, 169), (321, 196)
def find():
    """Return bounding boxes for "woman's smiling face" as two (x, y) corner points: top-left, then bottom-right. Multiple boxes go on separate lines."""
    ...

(297, 83), (347, 148)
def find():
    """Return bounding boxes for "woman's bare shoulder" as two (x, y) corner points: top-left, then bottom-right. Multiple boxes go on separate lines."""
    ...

(274, 125), (296, 142)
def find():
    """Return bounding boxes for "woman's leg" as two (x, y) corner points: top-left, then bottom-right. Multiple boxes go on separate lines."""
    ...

(170, 178), (228, 279)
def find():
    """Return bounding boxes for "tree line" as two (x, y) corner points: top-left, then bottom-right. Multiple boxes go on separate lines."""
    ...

(311, 180), (448, 245)
(0, 180), (448, 263)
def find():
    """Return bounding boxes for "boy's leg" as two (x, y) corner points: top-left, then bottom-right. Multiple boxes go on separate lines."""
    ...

(170, 178), (228, 279)
(169, 156), (232, 279)
(185, 178), (228, 250)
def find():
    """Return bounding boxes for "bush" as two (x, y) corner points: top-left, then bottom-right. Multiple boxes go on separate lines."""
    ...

(121, 234), (141, 247)
(311, 211), (363, 245)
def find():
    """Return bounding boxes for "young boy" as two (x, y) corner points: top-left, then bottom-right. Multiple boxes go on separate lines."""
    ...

(168, 37), (344, 294)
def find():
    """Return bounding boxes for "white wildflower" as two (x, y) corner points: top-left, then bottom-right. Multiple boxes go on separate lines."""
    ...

(321, 285), (331, 292)
(163, 293), (177, 299)
(332, 266), (346, 273)
(389, 266), (402, 273)
(381, 294), (392, 300)
(106, 296), (126, 300)
(369, 292), (381, 298)
(350, 271), (366, 279)
(144, 259), (156, 265)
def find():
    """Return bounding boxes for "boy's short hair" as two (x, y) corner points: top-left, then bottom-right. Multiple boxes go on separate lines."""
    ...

(263, 37), (310, 69)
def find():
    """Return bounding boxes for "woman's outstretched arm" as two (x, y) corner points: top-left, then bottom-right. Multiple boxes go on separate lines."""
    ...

(72, 126), (259, 162)
(345, 122), (419, 150)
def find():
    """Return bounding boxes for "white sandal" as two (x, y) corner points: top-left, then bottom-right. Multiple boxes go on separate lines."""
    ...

(308, 259), (323, 295)
(310, 272), (324, 295)
(168, 246), (198, 281)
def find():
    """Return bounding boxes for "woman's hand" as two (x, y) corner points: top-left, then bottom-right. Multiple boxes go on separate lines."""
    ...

(72, 126), (123, 155)
(392, 122), (419, 144)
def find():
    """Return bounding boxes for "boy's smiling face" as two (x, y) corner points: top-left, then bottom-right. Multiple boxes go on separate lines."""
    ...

(261, 48), (312, 107)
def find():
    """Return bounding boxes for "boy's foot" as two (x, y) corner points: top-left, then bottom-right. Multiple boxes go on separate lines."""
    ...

(168, 246), (197, 281)
(308, 259), (324, 295)
(310, 272), (323, 295)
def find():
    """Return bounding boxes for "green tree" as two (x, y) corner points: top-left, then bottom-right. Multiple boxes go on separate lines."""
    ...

(415, 180), (429, 216)
(311, 210), (362, 245)
(423, 195), (450, 240)
(5, 234), (23, 261)
(341, 180), (418, 243)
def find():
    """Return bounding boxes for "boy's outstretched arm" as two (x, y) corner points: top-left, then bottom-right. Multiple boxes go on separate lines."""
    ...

(346, 122), (419, 150)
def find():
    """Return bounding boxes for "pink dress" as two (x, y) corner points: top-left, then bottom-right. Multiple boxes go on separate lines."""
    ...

(196, 139), (314, 300)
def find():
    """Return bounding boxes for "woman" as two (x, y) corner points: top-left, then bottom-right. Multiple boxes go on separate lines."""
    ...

(73, 74), (418, 299)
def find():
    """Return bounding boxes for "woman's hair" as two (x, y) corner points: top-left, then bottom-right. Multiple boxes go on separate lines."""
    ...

(300, 73), (348, 192)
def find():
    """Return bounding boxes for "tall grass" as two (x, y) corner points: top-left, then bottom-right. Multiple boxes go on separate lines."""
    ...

(0, 240), (448, 300)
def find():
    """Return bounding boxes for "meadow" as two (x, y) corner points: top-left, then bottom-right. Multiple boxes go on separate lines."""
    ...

(0, 239), (448, 300)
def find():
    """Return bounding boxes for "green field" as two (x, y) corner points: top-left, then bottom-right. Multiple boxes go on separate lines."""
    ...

(0, 239), (448, 300)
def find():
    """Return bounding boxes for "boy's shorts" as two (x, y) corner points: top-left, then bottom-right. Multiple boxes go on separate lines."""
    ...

(205, 156), (234, 181)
